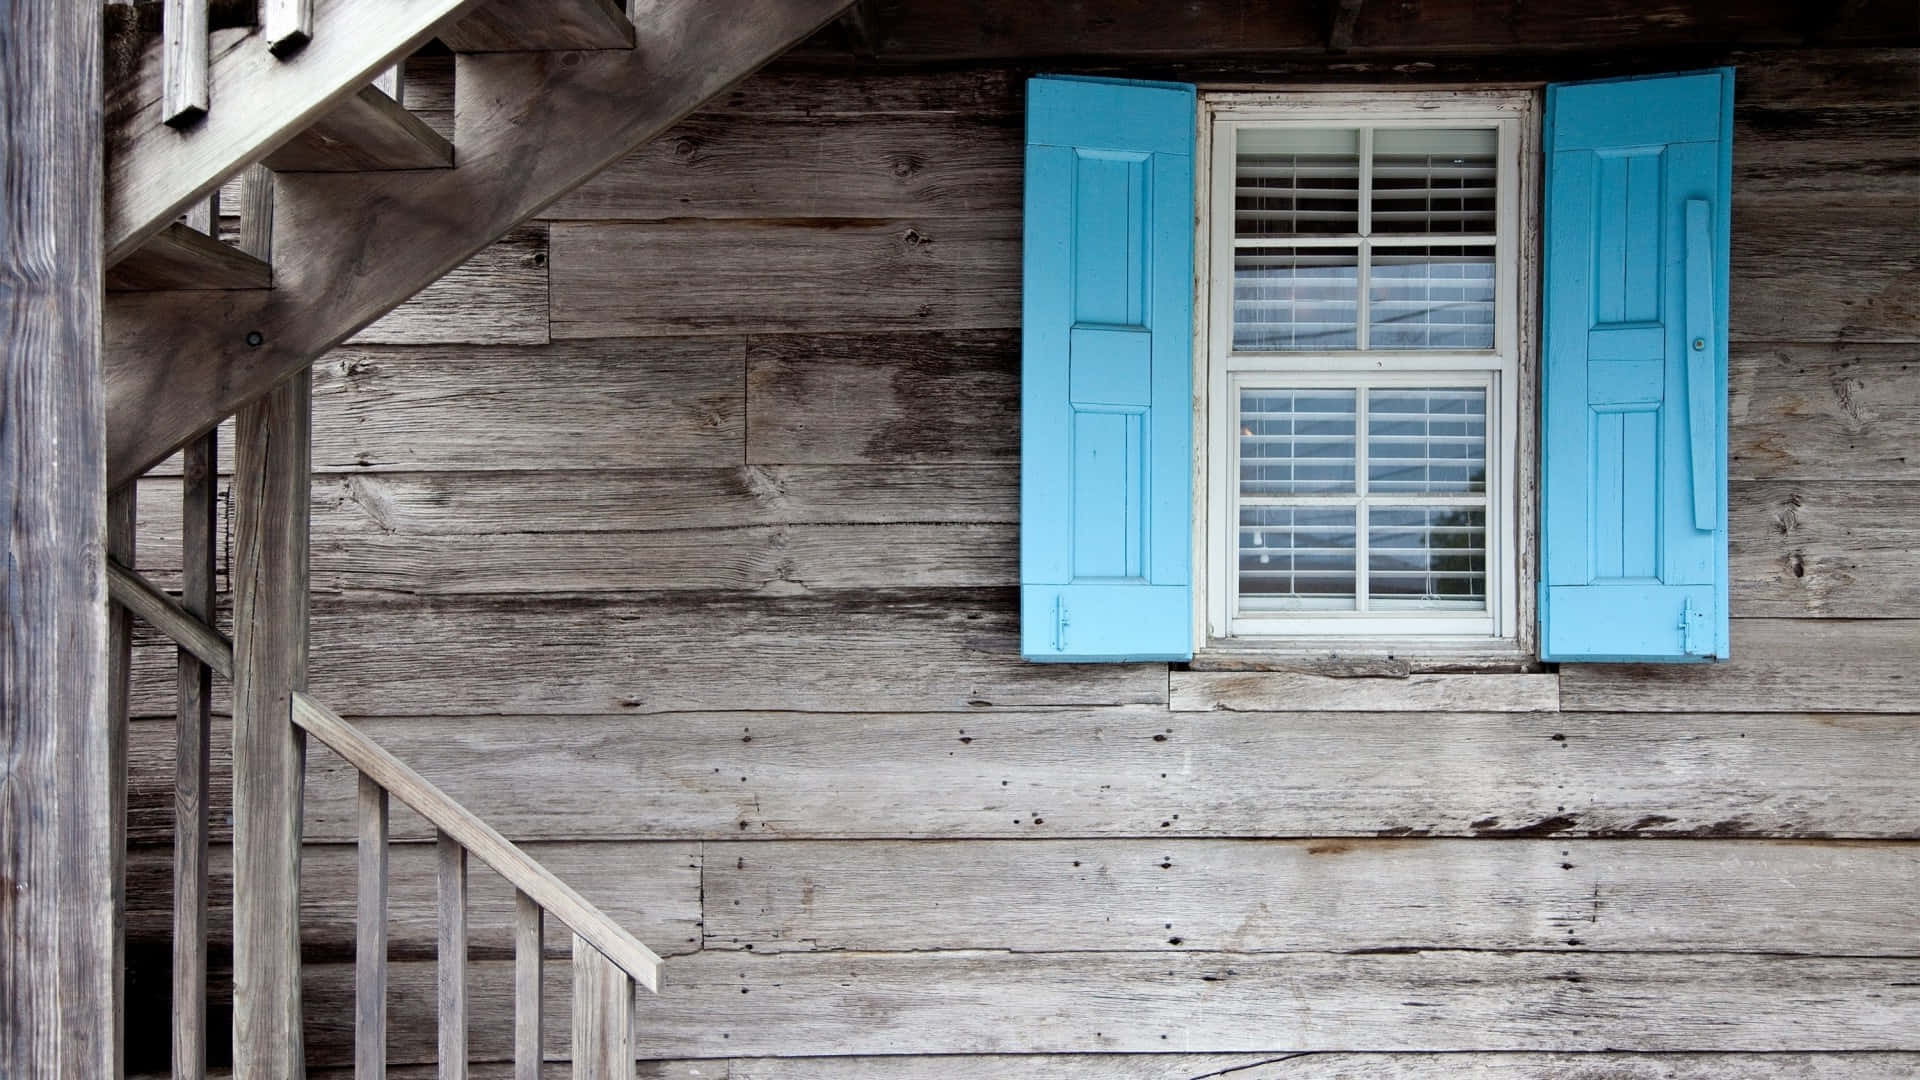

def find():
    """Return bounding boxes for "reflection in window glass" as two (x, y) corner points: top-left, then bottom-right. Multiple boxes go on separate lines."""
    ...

(1369, 246), (1496, 350)
(1369, 507), (1487, 607)
(1233, 247), (1359, 351)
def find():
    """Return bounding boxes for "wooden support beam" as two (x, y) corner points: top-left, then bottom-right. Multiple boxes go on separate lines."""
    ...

(357, 776), (391, 1080)
(106, 0), (856, 486)
(164, 0), (210, 126)
(262, 83), (453, 172)
(231, 369), (313, 1080)
(173, 431), (218, 1080)
(571, 939), (634, 1080)
(106, 0), (496, 265)
(0, 0), (116, 1069)
(1329, 0), (1364, 52)
(105, 220), (272, 291)
(105, 559), (235, 678)
(437, 0), (634, 52)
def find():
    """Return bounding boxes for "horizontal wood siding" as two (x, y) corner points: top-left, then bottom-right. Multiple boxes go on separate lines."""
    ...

(120, 49), (1918, 1076)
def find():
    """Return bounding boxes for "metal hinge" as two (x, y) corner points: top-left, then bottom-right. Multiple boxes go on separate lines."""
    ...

(1678, 596), (1711, 656)
(1052, 594), (1071, 653)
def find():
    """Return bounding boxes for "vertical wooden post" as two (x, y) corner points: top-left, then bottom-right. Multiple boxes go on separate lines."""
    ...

(437, 832), (469, 1080)
(514, 893), (544, 1080)
(0, 0), (113, 1073)
(231, 370), (312, 1080)
(357, 775), (390, 1080)
(571, 938), (633, 1080)
(106, 487), (136, 1077)
(174, 431), (218, 1080)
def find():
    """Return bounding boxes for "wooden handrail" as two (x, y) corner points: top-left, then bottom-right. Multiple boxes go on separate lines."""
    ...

(105, 558), (233, 679)
(289, 691), (665, 991)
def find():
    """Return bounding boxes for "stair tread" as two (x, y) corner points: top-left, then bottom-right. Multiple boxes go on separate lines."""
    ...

(438, 0), (635, 52)
(262, 84), (453, 173)
(106, 222), (271, 292)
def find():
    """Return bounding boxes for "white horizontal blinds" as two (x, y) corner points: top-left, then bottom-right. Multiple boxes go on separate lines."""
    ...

(1236, 385), (1488, 613)
(1232, 127), (1498, 352)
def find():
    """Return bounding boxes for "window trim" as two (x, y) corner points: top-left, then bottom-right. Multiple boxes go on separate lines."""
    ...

(1191, 87), (1543, 662)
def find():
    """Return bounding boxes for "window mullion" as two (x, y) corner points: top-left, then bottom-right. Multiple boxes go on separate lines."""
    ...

(1356, 126), (1373, 353)
(1354, 387), (1370, 613)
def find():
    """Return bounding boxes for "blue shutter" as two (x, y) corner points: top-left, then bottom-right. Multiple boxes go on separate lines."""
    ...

(1541, 70), (1733, 662)
(1021, 76), (1196, 662)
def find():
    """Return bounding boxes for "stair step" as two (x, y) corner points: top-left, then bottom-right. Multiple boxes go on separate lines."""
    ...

(262, 84), (453, 172)
(437, 0), (634, 52)
(106, 222), (271, 292)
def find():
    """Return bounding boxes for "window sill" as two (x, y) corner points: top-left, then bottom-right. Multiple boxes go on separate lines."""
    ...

(1190, 637), (1545, 675)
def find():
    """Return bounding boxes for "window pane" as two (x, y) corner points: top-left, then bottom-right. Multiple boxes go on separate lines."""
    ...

(1368, 245), (1496, 350)
(1236, 129), (1360, 238)
(1234, 247), (1358, 350)
(1367, 388), (1486, 494)
(1240, 506), (1357, 609)
(1369, 128), (1498, 235)
(1368, 506), (1487, 607)
(1239, 389), (1357, 495)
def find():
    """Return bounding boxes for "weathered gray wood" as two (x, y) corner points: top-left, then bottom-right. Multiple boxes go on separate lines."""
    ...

(570, 939), (633, 1080)
(107, 487), (137, 1077)
(544, 113), (1020, 220)
(358, 775), (389, 1080)
(549, 218), (1017, 339)
(1730, 343), (1920, 481)
(439, 831), (469, 1080)
(746, 329), (1016, 464)
(104, 0), (859, 487)
(292, 694), (667, 990)
(263, 84), (454, 172)
(1171, 671), (1561, 713)
(0, 0), (112, 1062)
(264, 0), (313, 56)
(174, 431), (217, 1080)
(727, 1053), (1920, 1080)
(1327, 0), (1364, 51)
(281, 951), (1920, 1062)
(1559, 618), (1919, 713)
(164, 0), (210, 126)
(345, 226), (550, 346)
(1731, 197), (1918, 343)
(1731, 481), (1920, 616)
(105, 221), (272, 291)
(231, 368), (313, 1078)
(704, 838), (1920, 956)
(374, 62), (404, 107)
(238, 164), (274, 259)
(515, 893), (544, 1080)
(438, 0), (634, 52)
(108, 559), (234, 679)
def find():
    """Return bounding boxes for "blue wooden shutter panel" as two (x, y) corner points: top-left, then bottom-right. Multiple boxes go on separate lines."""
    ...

(1541, 70), (1734, 662)
(1021, 76), (1196, 662)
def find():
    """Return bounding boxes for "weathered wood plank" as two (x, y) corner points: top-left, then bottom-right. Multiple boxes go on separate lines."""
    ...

(284, 951), (1920, 1063)
(1731, 481), (1920, 616)
(346, 225), (549, 347)
(125, 838), (702, 961)
(746, 329), (1017, 464)
(107, 487), (137, 1076)
(1731, 198), (1919, 343)
(1730, 343), (1919, 481)
(173, 431), (217, 1080)
(1171, 671), (1561, 713)
(105, 221), (272, 291)
(0, 0), (112, 1063)
(514, 894), (543, 1080)
(726, 1053), (1920, 1080)
(261, 84), (453, 172)
(704, 838), (1920, 956)
(109, 560), (233, 679)
(263, 0), (312, 56)
(357, 776), (389, 1080)
(163, 0), (210, 126)
(230, 369), (312, 1077)
(1558, 619), (1919, 713)
(544, 114), (1021, 221)
(438, 832), (469, 1080)
(123, 708), (1908, 846)
(437, 0), (634, 53)
(569, 939), (633, 1080)
(549, 218), (1019, 339)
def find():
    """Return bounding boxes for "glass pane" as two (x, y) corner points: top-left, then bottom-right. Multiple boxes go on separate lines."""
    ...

(1239, 505), (1358, 609)
(1369, 245), (1496, 350)
(1369, 128), (1499, 235)
(1234, 247), (1358, 351)
(1239, 389), (1357, 496)
(1368, 506), (1488, 607)
(1236, 129), (1361, 238)
(1367, 388), (1487, 494)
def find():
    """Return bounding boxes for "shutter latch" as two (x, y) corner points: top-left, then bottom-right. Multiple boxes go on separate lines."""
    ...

(1052, 595), (1071, 652)
(1678, 597), (1710, 657)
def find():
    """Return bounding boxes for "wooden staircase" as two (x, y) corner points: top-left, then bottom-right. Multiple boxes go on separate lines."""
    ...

(94, 0), (855, 1076)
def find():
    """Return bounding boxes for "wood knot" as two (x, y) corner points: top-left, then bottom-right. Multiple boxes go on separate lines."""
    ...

(673, 136), (701, 161)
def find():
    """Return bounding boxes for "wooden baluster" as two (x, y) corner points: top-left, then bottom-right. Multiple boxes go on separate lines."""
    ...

(571, 937), (633, 1080)
(107, 486), (136, 1080)
(263, 0), (312, 57)
(374, 61), (404, 106)
(438, 831), (469, 1080)
(163, 0), (209, 126)
(182, 187), (218, 236)
(237, 163), (273, 262)
(515, 892), (544, 1080)
(172, 430), (217, 1080)
(357, 775), (390, 1080)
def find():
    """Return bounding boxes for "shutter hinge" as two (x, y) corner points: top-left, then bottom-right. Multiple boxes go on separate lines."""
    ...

(1679, 597), (1710, 656)
(1052, 594), (1071, 653)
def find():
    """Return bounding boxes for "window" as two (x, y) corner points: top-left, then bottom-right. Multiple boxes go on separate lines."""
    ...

(1197, 91), (1538, 652)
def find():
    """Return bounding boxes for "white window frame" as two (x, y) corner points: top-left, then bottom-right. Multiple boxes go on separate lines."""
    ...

(1193, 88), (1541, 660)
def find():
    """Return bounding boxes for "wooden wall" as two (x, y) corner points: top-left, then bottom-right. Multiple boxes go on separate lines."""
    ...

(120, 49), (1918, 1076)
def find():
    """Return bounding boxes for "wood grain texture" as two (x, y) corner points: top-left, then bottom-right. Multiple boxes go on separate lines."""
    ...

(1731, 481), (1920, 616)
(544, 113), (1021, 220)
(173, 431), (217, 1080)
(515, 894), (543, 1080)
(703, 838), (1920, 956)
(105, 221), (272, 291)
(569, 939), (633, 1080)
(346, 225), (549, 347)
(437, 0), (634, 53)
(746, 329), (1018, 464)
(230, 369), (312, 1078)
(0, 0), (112, 1064)
(107, 486), (137, 1077)
(1730, 197), (1919, 343)
(104, 0), (859, 486)
(163, 0), (210, 126)
(438, 832), (469, 1080)
(357, 776), (389, 1080)
(108, 560), (233, 678)
(1558, 618), (1919, 712)
(1171, 671), (1561, 713)
(726, 1053), (1920, 1080)
(548, 218), (1018, 338)
(261, 83), (453, 172)
(1730, 343), (1918, 481)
